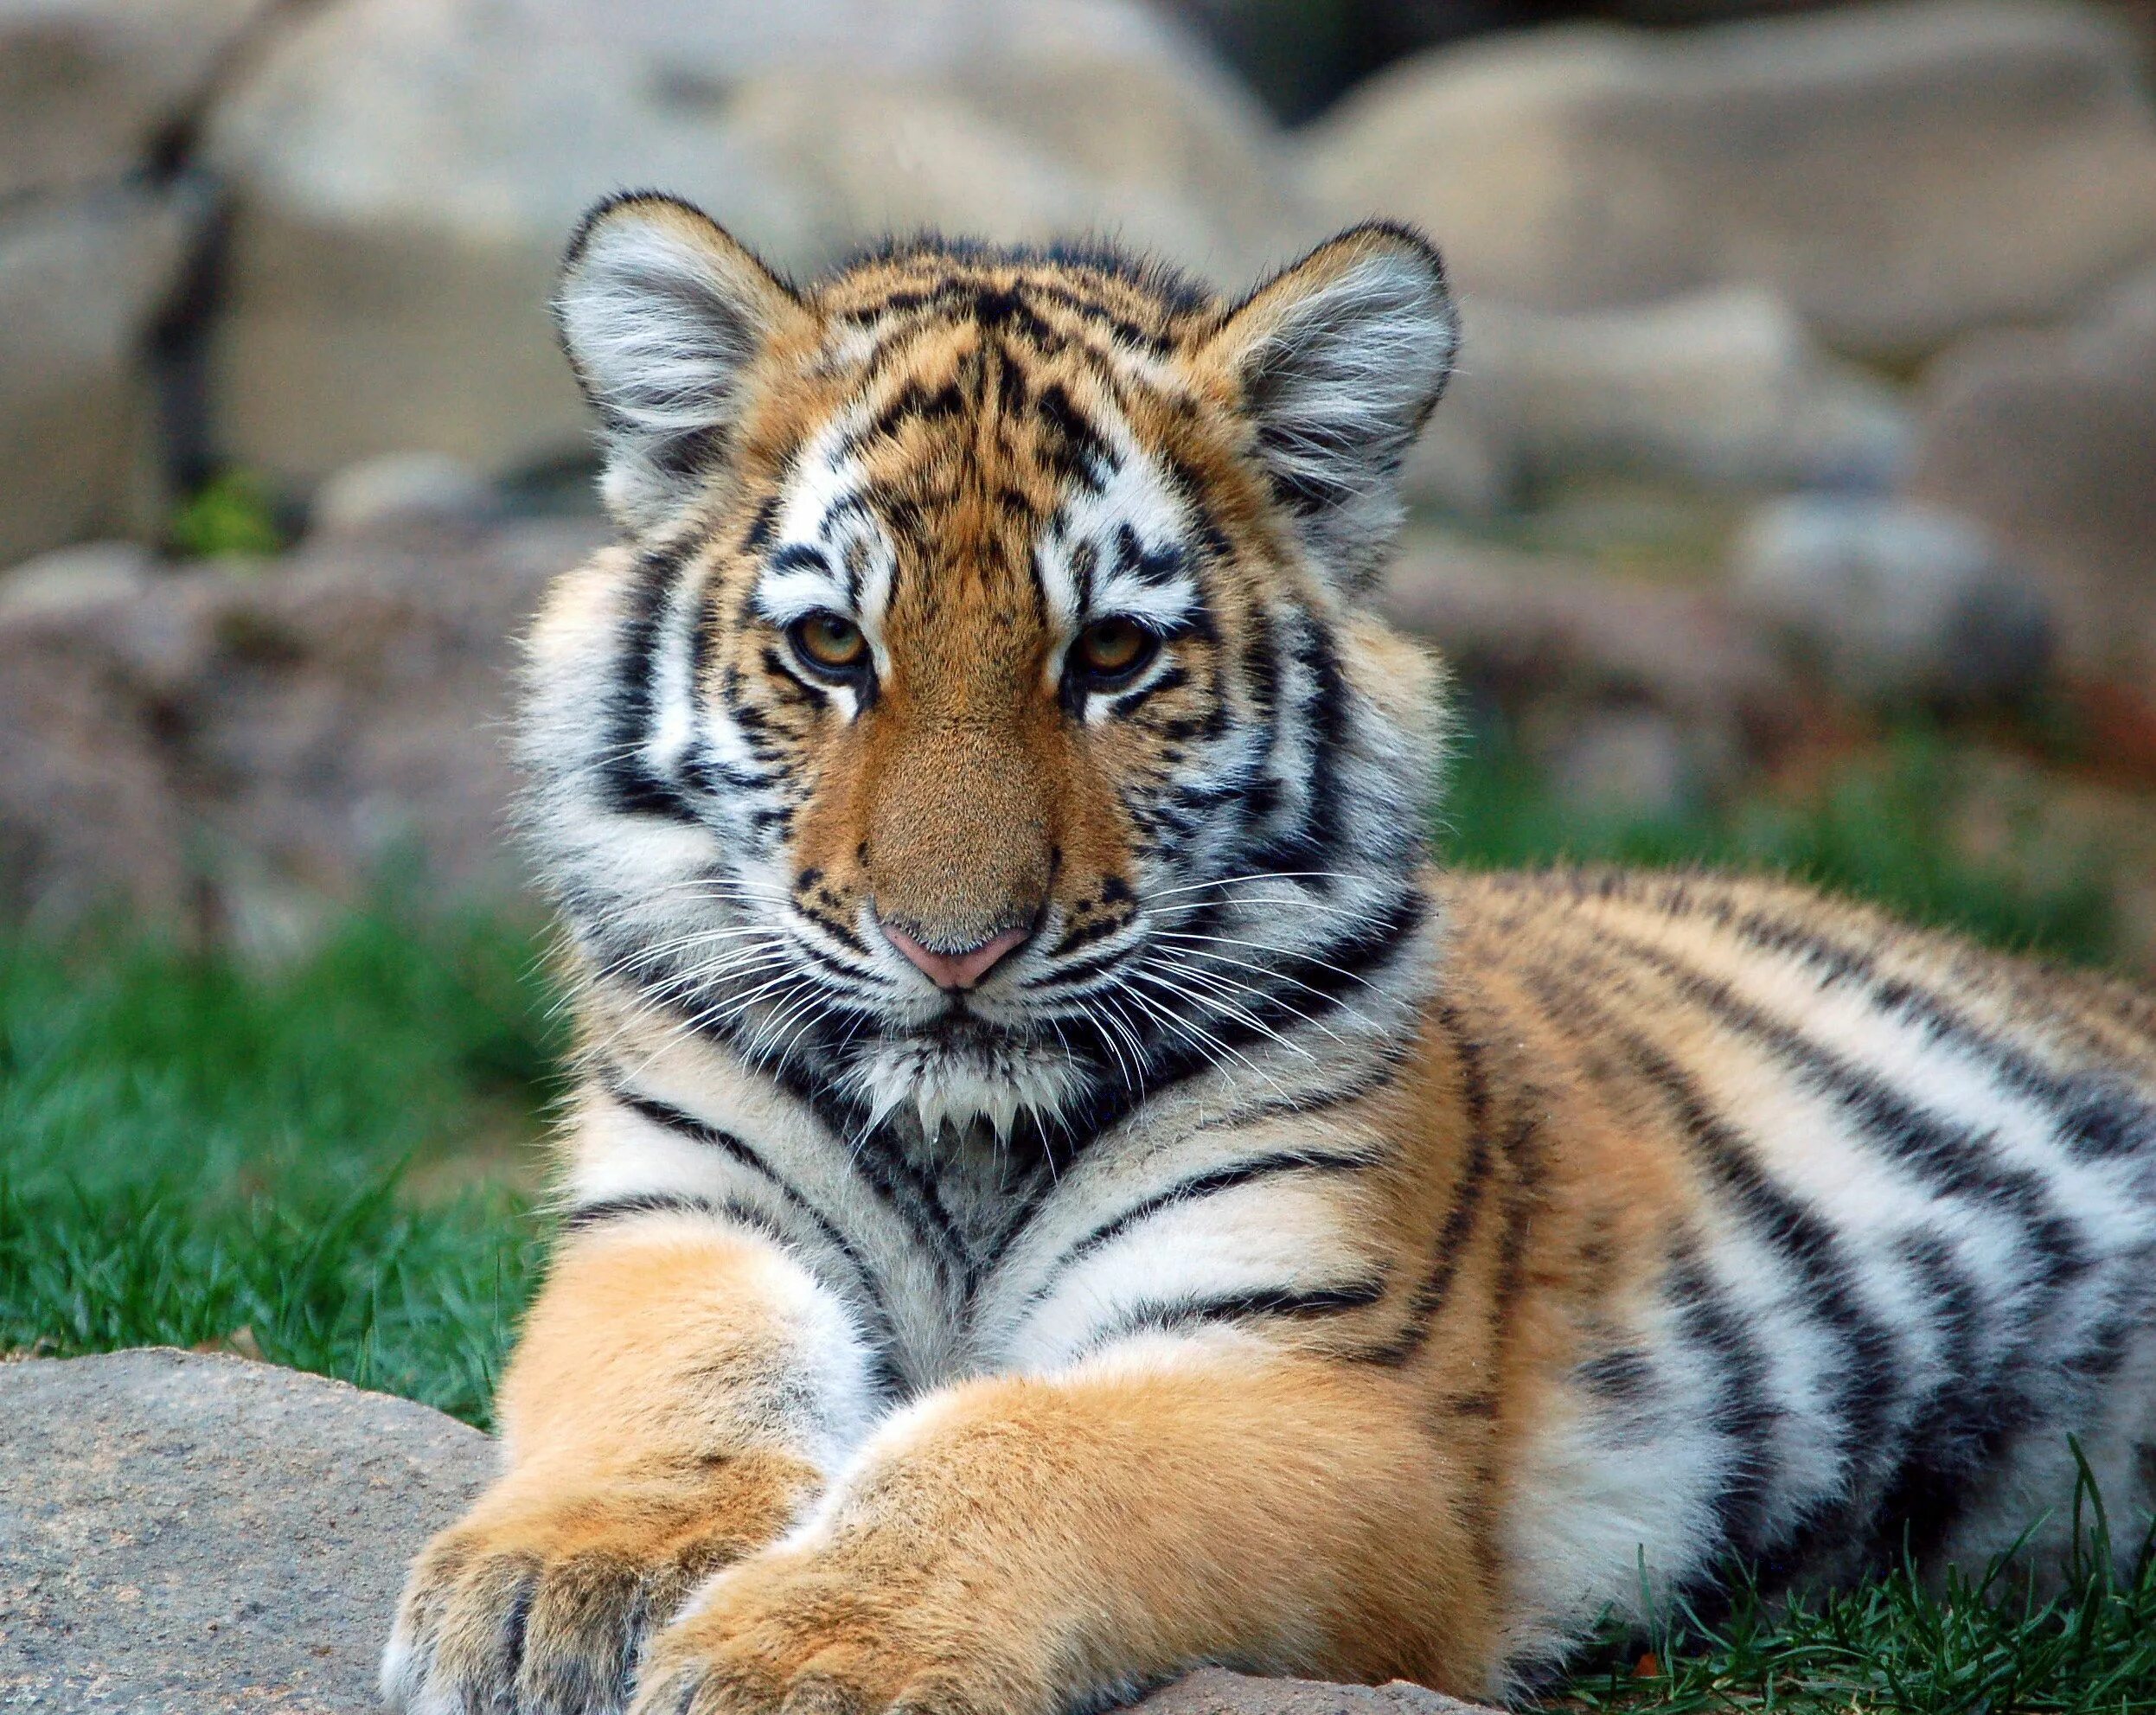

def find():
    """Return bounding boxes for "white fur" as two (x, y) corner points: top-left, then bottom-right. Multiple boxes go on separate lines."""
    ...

(1231, 242), (1458, 590)
(555, 210), (777, 530)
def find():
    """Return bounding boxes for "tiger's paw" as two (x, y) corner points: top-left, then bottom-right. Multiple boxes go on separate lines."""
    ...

(381, 1456), (820, 1715)
(626, 1542), (1059, 1715)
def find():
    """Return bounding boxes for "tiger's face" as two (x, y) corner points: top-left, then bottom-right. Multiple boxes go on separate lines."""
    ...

(528, 197), (1457, 1142)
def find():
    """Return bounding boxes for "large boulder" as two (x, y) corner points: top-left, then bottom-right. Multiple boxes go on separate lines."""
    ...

(1308, 1), (2156, 361)
(1408, 286), (1910, 513)
(715, 57), (1308, 290)
(1905, 266), (2156, 697)
(0, 183), (200, 566)
(0, 0), (279, 201)
(0, 515), (602, 936)
(0, 1349), (1504, 1715)
(200, 0), (1297, 490)
(198, 0), (813, 495)
(1731, 494), (2053, 706)
(0, 1348), (493, 1712)
(1380, 528), (1801, 800)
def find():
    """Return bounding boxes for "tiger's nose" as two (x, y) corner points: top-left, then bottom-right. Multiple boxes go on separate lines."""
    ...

(879, 919), (1033, 991)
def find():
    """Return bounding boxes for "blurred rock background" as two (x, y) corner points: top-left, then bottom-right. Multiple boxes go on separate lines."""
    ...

(3, 0), (2154, 970)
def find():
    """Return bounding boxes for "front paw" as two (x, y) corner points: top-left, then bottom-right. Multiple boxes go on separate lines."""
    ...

(629, 1546), (1052, 1715)
(383, 1455), (818, 1715)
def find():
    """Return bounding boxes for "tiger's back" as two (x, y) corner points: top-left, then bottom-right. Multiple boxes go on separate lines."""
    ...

(1430, 867), (2156, 1667)
(383, 199), (2156, 1715)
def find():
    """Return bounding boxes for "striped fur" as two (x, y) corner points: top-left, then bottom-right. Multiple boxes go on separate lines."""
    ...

(384, 196), (2156, 1715)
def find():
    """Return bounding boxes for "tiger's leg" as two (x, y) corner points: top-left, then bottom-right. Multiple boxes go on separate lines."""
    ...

(630, 1333), (1499, 1715)
(383, 1213), (877, 1715)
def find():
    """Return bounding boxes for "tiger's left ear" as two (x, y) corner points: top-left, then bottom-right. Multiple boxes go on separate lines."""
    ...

(1196, 223), (1457, 593)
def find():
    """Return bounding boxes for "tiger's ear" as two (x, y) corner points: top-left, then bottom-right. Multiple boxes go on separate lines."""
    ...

(554, 192), (811, 532)
(1197, 223), (1457, 593)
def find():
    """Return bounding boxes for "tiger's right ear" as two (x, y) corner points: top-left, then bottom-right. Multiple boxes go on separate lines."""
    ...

(554, 193), (810, 533)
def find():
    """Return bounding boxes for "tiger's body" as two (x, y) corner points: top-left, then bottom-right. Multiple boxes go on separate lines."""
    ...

(384, 198), (2156, 1715)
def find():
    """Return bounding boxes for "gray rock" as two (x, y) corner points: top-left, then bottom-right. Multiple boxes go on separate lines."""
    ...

(0, 516), (603, 931)
(1136, 1667), (1497, 1715)
(1308, 1), (2156, 361)
(0, 540), (156, 621)
(200, 0), (1288, 490)
(312, 451), (497, 539)
(713, 54), (1314, 290)
(0, 1348), (493, 1713)
(1382, 528), (1798, 786)
(1906, 266), (2156, 695)
(198, 0), (814, 494)
(0, 183), (200, 566)
(1732, 494), (2054, 704)
(0, 0), (280, 201)
(1408, 287), (1911, 513)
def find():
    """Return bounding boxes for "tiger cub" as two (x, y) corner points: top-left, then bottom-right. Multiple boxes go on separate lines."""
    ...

(383, 194), (2156, 1715)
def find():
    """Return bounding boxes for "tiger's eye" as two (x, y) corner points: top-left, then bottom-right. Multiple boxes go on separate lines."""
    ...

(793, 611), (867, 671)
(1074, 618), (1155, 680)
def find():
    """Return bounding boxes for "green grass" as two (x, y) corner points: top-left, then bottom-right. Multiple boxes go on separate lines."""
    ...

(0, 733), (2147, 1709)
(1564, 1477), (2156, 1715)
(0, 902), (559, 1423)
(167, 467), (289, 559)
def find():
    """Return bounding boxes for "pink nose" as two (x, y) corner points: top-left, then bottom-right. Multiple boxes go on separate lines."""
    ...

(880, 921), (1032, 991)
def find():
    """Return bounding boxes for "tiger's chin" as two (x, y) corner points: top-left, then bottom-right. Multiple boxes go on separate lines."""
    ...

(842, 1022), (1089, 1142)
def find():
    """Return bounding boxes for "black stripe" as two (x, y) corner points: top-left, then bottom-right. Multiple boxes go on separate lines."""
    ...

(1357, 1003), (1499, 1366)
(1234, 602), (1287, 835)
(743, 1056), (977, 1290)
(1684, 887), (2156, 1161)
(562, 1191), (785, 1245)
(1082, 1278), (1390, 1353)
(1598, 925), (2091, 1297)
(1483, 1079), (1548, 1385)
(963, 284), (1068, 351)
(860, 376), (969, 446)
(742, 496), (779, 551)
(1033, 884), (1425, 1143)
(600, 544), (701, 824)
(1024, 278), (1180, 355)
(1139, 886), (1427, 1095)
(1519, 918), (2145, 1586)
(768, 542), (828, 575)
(1108, 664), (1191, 722)
(1871, 1229), (2013, 1565)
(1022, 1147), (1377, 1317)
(682, 575), (727, 801)
(559, 1184), (900, 1400)
(1203, 1052), (1406, 1129)
(1603, 1011), (1905, 1468)
(1036, 381), (1113, 491)
(1513, 957), (1899, 1557)
(1237, 609), (1349, 879)
(1576, 1347), (1657, 1405)
(579, 870), (944, 1229)
(601, 1075), (893, 1340)
(1664, 1237), (1781, 1558)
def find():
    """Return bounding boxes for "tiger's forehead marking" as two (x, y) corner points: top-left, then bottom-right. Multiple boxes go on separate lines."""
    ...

(810, 247), (1218, 363)
(749, 278), (1214, 671)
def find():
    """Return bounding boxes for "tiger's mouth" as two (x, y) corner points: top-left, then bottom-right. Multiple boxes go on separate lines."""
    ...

(915, 1009), (997, 1042)
(842, 1011), (1090, 1140)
